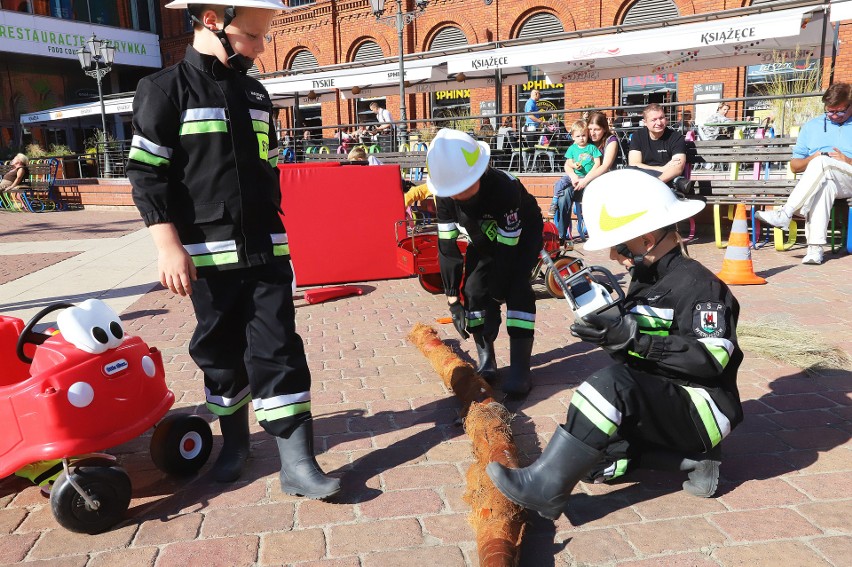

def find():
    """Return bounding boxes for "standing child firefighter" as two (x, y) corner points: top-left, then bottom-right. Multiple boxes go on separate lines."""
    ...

(487, 169), (744, 520)
(428, 129), (543, 396)
(127, 0), (340, 500)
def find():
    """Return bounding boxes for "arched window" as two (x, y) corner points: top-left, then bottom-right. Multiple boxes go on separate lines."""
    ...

(516, 13), (565, 124)
(428, 26), (467, 52)
(289, 49), (319, 71)
(517, 12), (563, 39)
(622, 0), (679, 26)
(352, 41), (384, 63)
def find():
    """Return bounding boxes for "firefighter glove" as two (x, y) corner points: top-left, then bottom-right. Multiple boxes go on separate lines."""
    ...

(571, 313), (638, 353)
(448, 302), (469, 340)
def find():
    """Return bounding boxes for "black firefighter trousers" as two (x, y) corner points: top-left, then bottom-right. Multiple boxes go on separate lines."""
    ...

(189, 262), (313, 437)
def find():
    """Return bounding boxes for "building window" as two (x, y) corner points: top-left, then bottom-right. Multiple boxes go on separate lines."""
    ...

(515, 13), (565, 128)
(290, 49), (319, 71)
(288, 0), (315, 7)
(352, 41), (384, 63)
(429, 27), (469, 120)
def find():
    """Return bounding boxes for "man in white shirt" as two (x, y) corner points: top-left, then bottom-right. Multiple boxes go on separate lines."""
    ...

(370, 101), (395, 151)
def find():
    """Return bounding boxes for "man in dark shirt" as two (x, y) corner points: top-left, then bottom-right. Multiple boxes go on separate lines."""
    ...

(629, 103), (694, 195)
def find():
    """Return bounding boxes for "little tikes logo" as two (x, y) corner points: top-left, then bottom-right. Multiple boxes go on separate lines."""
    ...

(599, 205), (647, 231)
(104, 359), (129, 376)
(461, 145), (480, 166)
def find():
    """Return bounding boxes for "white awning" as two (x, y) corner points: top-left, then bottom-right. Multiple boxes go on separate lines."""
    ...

(445, 5), (830, 85)
(20, 97), (134, 125)
(830, 0), (852, 22)
(337, 73), (528, 100)
(263, 57), (444, 102)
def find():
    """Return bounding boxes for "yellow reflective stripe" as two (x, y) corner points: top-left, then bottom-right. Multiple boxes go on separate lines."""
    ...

(180, 121), (228, 135)
(506, 318), (534, 330)
(191, 251), (239, 267)
(129, 147), (170, 167)
(205, 392), (251, 416)
(682, 386), (723, 447)
(255, 401), (311, 422)
(438, 229), (460, 239)
(571, 392), (617, 436)
(273, 244), (290, 256)
(496, 234), (520, 246)
(252, 119), (269, 134)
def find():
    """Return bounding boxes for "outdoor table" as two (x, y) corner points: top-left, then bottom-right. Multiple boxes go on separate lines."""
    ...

(703, 120), (762, 138)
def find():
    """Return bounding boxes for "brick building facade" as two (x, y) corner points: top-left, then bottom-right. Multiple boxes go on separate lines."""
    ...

(156, 0), (851, 136)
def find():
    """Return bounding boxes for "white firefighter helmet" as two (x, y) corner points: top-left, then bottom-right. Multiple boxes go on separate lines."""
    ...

(165, 0), (286, 9)
(582, 169), (705, 251)
(426, 128), (491, 198)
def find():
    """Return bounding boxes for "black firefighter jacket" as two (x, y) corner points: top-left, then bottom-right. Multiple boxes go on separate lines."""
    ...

(436, 167), (543, 301)
(620, 248), (744, 429)
(127, 46), (287, 274)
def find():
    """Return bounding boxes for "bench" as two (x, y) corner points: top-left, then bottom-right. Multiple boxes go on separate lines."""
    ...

(686, 132), (850, 253)
(0, 158), (62, 213)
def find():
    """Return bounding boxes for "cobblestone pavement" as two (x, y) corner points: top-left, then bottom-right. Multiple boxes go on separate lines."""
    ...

(0, 209), (849, 566)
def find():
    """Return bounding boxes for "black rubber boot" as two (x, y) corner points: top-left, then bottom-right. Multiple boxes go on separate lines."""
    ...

(638, 444), (722, 497)
(212, 404), (251, 483)
(486, 427), (602, 520)
(472, 333), (497, 383)
(276, 418), (341, 500)
(502, 336), (534, 397)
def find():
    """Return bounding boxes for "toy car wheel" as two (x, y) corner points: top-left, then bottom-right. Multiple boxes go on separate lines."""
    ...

(50, 466), (132, 535)
(545, 257), (578, 299)
(150, 414), (213, 476)
(418, 273), (443, 295)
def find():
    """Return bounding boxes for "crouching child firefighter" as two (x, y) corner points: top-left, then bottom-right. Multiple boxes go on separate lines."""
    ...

(127, 0), (340, 500)
(427, 128), (544, 396)
(487, 169), (744, 520)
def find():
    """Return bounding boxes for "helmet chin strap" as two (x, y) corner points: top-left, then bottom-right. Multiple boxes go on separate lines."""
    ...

(190, 6), (254, 74)
(616, 228), (670, 265)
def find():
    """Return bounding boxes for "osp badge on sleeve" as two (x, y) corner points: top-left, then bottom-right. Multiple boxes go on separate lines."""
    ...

(693, 301), (726, 338)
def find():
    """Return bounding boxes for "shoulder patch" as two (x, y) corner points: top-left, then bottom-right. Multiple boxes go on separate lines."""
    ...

(693, 301), (726, 338)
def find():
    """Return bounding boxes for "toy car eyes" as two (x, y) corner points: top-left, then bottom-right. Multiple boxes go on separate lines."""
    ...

(56, 299), (126, 354)
(110, 321), (124, 340)
(93, 327), (110, 344)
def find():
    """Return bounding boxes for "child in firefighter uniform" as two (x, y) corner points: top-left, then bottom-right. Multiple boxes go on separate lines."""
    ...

(127, 0), (339, 500)
(428, 129), (543, 396)
(487, 169), (743, 520)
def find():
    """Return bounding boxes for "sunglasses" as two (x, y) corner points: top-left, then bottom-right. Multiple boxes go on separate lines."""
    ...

(825, 104), (850, 117)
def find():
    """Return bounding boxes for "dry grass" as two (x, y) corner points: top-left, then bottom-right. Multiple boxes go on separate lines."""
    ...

(739, 318), (852, 375)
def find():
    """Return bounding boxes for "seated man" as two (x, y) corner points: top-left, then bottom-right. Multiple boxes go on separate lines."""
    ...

(628, 103), (694, 195)
(487, 169), (742, 521)
(755, 82), (852, 265)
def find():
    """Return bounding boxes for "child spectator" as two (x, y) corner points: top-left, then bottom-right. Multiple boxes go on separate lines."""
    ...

(548, 120), (602, 245)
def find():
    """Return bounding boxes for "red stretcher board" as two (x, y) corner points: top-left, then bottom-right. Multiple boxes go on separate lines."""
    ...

(278, 162), (410, 286)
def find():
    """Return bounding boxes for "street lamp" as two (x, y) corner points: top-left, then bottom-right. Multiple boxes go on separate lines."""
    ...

(369, 0), (428, 147)
(77, 34), (115, 174)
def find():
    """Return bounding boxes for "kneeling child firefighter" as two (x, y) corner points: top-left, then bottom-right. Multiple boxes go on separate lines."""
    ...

(487, 168), (744, 519)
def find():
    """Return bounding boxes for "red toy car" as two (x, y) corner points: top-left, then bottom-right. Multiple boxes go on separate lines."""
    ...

(0, 299), (212, 534)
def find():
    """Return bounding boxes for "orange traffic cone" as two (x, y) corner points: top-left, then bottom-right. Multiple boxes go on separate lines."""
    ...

(716, 203), (767, 285)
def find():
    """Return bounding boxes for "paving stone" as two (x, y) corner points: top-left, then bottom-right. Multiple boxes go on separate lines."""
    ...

(359, 488), (444, 518)
(810, 535), (852, 566)
(155, 535), (259, 567)
(0, 532), (39, 564)
(362, 545), (466, 567)
(716, 478), (808, 510)
(711, 508), (822, 542)
(328, 518), (423, 556)
(616, 553), (719, 567)
(87, 546), (159, 567)
(258, 528), (327, 565)
(795, 499), (852, 532)
(557, 527), (636, 565)
(621, 517), (726, 555)
(785, 471), (852, 500)
(201, 502), (295, 537)
(134, 513), (202, 545)
(712, 540), (832, 567)
(381, 463), (463, 490)
(0, 508), (25, 534)
(28, 524), (136, 560)
(295, 500), (356, 528)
